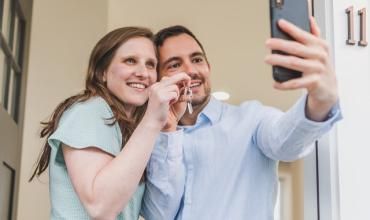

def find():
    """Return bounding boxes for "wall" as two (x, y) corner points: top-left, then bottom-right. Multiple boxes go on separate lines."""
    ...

(16, 1), (107, 219)
(107, 0), (301, 109)
(15, 0), (306, 218)
(332, 0), (370, 219)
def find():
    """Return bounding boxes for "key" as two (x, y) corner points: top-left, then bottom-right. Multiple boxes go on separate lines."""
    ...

(186, 86), (193, 114)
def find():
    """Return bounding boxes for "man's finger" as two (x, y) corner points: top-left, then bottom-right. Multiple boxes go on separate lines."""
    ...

(265, 54), (325, 74)
(310, 17), (321, 37)
(266, 38), (321, 59)
(277, 19), (316, 45)
(274, 74), (321, 90)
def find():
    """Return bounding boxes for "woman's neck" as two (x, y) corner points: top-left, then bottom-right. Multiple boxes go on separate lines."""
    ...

(123, 104), (134, 118)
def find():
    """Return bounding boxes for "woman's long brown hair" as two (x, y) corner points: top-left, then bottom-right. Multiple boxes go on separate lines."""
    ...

(29, 27), (155, 182)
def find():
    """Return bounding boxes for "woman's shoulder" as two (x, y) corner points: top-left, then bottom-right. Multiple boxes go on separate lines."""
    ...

(67, 96), (112, 115)
(56, 96), (114, 126)
(56, 96), (118, 133)
(48, 96), (122, 157)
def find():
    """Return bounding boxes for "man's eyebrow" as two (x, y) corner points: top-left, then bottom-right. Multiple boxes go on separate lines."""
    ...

(161, 52), (205, 67)
(162, 57), (181, 67)
(190, 52), (205, 58)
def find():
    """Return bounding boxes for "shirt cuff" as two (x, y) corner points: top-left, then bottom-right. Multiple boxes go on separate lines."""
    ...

(287, 94), (343, 131)
(151, 128), (184, 160)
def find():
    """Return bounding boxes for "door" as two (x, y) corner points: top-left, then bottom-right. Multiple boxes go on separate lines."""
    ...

(316, 0), (370, 219)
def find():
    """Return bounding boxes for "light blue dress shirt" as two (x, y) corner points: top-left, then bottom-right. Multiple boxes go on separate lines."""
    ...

(142, 95), (341, 220)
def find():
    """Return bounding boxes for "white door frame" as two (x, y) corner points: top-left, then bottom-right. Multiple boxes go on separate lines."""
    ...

(303, 0), (341, 220)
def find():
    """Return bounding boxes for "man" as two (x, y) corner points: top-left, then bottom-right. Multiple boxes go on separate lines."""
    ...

(142, 18), (341, 220)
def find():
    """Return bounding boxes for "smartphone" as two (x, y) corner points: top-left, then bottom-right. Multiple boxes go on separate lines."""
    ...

(269, 0), (311, 82)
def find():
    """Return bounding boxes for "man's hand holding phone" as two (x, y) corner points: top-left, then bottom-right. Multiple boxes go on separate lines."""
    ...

(265, 17), (338, 122)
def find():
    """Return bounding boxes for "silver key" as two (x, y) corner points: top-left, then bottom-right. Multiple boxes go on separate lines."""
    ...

(186, 87), (193, 114)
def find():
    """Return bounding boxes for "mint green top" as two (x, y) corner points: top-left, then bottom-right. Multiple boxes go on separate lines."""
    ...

(48, 96), (144, 219)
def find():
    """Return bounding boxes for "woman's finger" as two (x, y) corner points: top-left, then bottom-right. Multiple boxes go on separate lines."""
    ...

(160, 72), (191, 87)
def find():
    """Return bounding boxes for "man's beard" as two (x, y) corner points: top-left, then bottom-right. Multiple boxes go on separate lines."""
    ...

(191, 84), (211, 107)
(188, 74), (211, 106)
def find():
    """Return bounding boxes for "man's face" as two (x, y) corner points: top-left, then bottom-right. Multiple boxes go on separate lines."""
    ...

(158, 33), (211, 107)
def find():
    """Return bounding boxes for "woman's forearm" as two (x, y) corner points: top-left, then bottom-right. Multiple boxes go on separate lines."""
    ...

(81, 116), (162, 218)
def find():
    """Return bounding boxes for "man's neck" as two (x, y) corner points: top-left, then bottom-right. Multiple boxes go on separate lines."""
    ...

(179, 96), (211, 126)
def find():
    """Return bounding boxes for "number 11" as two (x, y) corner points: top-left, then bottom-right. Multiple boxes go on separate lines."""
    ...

(346, 7), (368, 47)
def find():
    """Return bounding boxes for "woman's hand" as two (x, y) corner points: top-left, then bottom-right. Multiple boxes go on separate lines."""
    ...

(163, 81), (192, 131)
(144, 73), (191, 129)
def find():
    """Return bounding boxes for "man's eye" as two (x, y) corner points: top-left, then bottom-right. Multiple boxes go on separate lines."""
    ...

(125, 58), (136, 64)
(168, 63), (180, 69)
(192, 57), (203, 63)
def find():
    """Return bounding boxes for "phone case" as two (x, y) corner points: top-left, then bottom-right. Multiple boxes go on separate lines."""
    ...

(270, 0), (311, 82)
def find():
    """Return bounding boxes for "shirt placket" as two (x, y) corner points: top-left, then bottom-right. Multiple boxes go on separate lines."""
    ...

(182, 129), (194, 220)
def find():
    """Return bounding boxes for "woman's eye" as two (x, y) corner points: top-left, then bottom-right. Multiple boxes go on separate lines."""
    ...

(146, 62), (156, 69)
(125, 58), (136, 64)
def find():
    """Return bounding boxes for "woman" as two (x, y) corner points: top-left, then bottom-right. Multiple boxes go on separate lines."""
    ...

(29, 26), (190, 219)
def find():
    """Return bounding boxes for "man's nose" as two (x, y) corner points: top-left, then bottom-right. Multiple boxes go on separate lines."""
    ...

(183, 62), (197, 76)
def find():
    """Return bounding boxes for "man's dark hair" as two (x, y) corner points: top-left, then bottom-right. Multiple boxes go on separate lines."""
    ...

(154, 25), (208, 59)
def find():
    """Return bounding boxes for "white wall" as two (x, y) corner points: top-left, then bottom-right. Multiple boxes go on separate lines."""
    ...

(17, 1), (107, 219)
(16, 0), (307, 218)
(331, 0), (370, 219)
(107, 0), (301, 109)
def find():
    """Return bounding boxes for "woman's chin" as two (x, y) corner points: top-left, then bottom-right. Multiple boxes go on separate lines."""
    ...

(126, 99), (147, 107)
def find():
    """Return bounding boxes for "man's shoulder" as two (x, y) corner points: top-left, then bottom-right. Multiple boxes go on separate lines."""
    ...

(218, 99), (282, 121)
(220, 99), (265, 112)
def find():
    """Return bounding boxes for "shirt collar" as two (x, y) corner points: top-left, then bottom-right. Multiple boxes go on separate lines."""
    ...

(199, 96), (223, 125)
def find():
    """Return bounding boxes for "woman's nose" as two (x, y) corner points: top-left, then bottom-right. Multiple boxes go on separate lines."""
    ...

(134, 64), (149, 78)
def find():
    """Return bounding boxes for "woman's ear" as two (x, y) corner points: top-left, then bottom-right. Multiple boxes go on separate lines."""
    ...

(102, 72), (107, 82)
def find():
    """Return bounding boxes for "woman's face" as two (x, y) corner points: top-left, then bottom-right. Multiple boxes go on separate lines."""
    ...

(104, 37), (157, 112)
